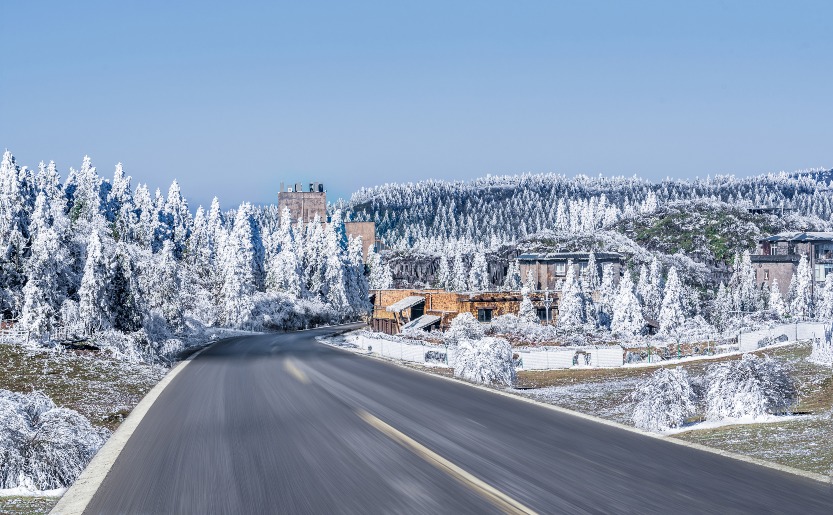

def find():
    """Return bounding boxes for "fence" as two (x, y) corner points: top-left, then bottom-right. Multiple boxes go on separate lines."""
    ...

(0, 327), (28, 343)
(348, 334), (625, 370)
(738, 322), (826, 352)
(516, 347), (623, 370)
(349, 334), (448, 364)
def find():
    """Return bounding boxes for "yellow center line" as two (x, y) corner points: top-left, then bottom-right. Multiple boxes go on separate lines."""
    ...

(284, 359), (309, 384)
(357, 409), (537, 515)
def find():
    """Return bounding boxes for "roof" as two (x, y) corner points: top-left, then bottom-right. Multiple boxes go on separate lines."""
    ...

(761, 232), (833, 243)
(517, 252), (623, 262)
(386, 296), (425, 312)
(401, 314), (442, 331)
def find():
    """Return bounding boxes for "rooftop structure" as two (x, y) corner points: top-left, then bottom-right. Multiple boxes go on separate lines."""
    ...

(517, 252), (624, 291)
(752, 231), (833, 296)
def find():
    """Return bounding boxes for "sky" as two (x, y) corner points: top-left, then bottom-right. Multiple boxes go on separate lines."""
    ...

(2, 1), (832, 209)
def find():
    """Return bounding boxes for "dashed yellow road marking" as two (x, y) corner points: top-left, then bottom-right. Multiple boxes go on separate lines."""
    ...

(357, 409), (537, 515)
(284, 359), (309, 384)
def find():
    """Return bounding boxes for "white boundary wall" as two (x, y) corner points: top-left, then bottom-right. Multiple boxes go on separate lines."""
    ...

(517, 347), (623, 370)
(348, 333), (623, 370)
(349, 334), (443, 364)
(738, 322), (826, 352)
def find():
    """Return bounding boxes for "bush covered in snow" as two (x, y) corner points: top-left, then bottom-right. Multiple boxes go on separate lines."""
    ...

(453, 337), (516, 386)
(445, 312), (485, 343)
(0, 389), (109, 491)
(486, 314), (560, 344)
(630, 367), (697, 432)
(705, 354), (797, 420)
(810, 335), (833, 365)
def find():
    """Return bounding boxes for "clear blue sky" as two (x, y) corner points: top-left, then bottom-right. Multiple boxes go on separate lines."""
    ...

(2, 1), (831, 209)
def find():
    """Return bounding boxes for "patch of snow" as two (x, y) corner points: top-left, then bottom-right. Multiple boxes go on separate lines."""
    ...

(663, 414), (811, 435)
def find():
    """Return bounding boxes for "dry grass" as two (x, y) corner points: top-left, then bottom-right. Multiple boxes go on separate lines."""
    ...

(0, 342), (168, 515)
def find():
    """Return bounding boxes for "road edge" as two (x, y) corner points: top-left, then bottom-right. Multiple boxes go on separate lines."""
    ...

(49, 344), (214, 515)
(322, 336), (830, 485)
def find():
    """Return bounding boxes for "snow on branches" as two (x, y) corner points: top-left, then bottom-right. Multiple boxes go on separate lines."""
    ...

(0, 389), (109, 490)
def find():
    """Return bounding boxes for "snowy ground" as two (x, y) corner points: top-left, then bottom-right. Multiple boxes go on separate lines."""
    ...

(0, 342), (168, 514)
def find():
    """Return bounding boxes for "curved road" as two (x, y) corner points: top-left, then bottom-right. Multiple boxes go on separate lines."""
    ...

(81, 327), (830, 514)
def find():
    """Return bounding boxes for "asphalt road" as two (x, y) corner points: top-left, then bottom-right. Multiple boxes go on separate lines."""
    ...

(83, 327), (831, 514)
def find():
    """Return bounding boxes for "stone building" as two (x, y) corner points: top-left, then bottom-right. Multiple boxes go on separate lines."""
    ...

(517, 252), (624, 291)
(278, 181), (376, 259)
(752, 232), (833, 296)
(370, 288), (568, 335)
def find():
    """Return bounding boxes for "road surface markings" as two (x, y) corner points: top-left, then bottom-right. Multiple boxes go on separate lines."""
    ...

(49, 344), (213, 515)
(332, 340), (830, 485)
(357, 409), (537, 515)
(284, 358), (309, 383)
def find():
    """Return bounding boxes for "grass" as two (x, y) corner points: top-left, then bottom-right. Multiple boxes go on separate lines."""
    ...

(0, 496), (58, 514)
(0, 342), (168, 514)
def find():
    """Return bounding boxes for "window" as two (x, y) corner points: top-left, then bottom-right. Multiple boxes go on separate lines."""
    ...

(477, 308), (493, 322)
(555, 263), (566, 275)
(536, 308), (548, 321)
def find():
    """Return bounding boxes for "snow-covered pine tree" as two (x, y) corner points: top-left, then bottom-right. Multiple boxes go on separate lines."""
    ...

(556, 262), (584, 330)
(344, 236), (370, 314)
(437, 254), (451, 290)
(265, 207), (302, 297)
(321, 212), (349, 313)
(611, 271), (643, 336)
(218, 205), (258, 327)
(78, 231), (112, 332)
(468, 252), (489, 292)
(584, 252), (599, 291)
(108, 243), (143, 332)
(639, 257), (662, 319)
(20, 198), (68, 334)
(518, 287), (538, 323)
(790, 254), (813, 319)
(503, 259), (521, 291)
(769, 279), (787, 318)
(658, 266), (685, 334)
(815, 273), (833, 320)
(524, 269), (536, 291)
(708, 283), (731, 330)
(164, 180), (192, 258)
(146, 240), (184, 330)
(451, 252), (468, 292)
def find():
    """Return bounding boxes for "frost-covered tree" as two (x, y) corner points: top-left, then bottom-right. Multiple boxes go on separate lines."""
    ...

(217, 205), (258, 327)
(108, 243), (143, 332)
(503, 259), (521, 291)
(524, 269), (536, 291)
(637, 259), (662, 320)
(453, 337), (515, 386)
(0, 389), (109, 490)
(445, 312), (485, 343)
(20, 199), (68, 334)
(468, 252), (489, 292)
(705, 354), (797, 420)
(584, 252), (599, 291)
(436, 254), (451, 290)
(731, 251), (760, 313)
(518, 286), (538, 324)
(556, 262), (584, 330)
(768, 279), (787, 318)
(78, 231), (112, 332)
(658, 266), (685, 334)
(451, 252), (468, 291)
(790, 254), (814, 319)
(145, 241), (184, 330)
(611, 271), (643, 336)
(630, 367), (697, 432)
